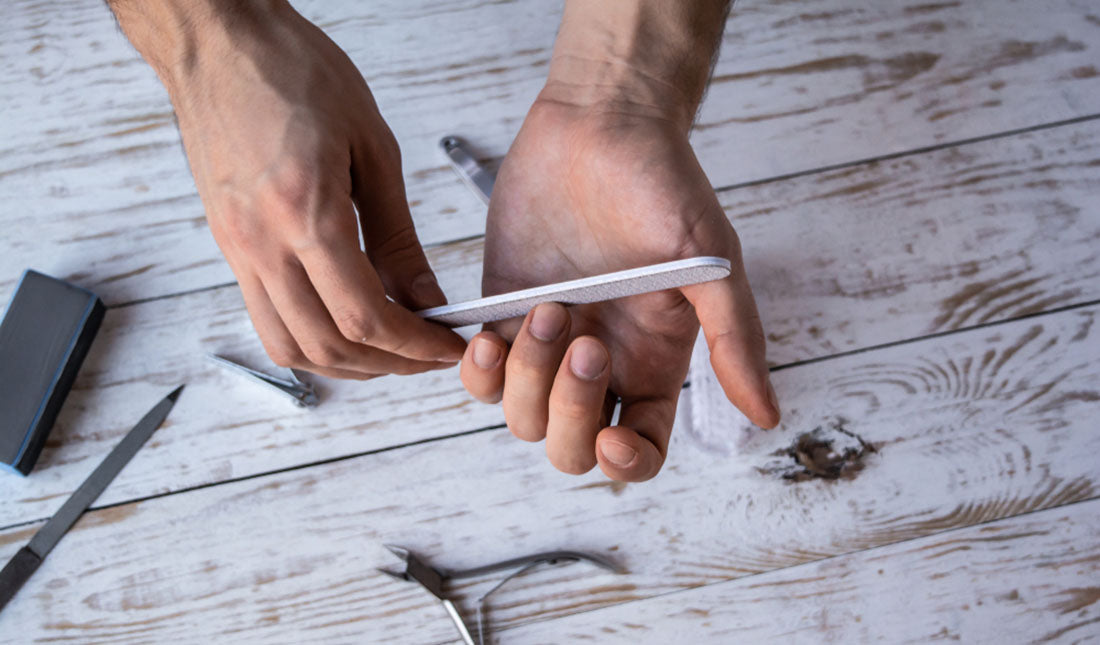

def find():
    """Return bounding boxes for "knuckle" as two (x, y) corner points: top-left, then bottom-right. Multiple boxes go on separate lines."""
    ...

(216, 203), (264, 254)
(266, 343), (303, 369)
(668, 229), (710, 259)
(552, 397), (596, 422)
(507, 354), (555, 382)
(333, 310), (378, 343)
(262, 159), (319, 217)
(369, 224), (423, 263)
(647, 206), (740, 262)
(299, 339), (343, 367)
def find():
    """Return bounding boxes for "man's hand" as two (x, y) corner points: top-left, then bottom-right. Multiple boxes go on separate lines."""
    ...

(111, 0), (465, 378)
(460, 0), (779, 481)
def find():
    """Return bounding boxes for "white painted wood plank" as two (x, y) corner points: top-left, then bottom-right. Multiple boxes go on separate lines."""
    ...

(0, 304), (1095, 642)
(1, 119), (1097, 529)
(726, 119), (1100, 365)
(504, 499), (1100, 644)
(2, 0), (1099, 303)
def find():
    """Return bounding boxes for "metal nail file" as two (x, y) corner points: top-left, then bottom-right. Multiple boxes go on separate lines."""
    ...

(0, 385), (185, 613)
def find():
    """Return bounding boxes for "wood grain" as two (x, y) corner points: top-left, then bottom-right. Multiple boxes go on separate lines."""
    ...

(1, 118), (1097, 529)
(2, 0), (1099, 304)
(503, 499), (1100, 644)
(722, 118), (1100, 365)
(0, 304), (1095, 642)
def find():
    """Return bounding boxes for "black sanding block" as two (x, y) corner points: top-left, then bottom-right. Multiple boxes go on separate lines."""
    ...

(0, 271), (104, 476)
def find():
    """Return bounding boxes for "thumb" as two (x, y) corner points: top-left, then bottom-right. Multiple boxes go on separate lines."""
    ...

(681, 243), (780, 429)
(352, 144), (447, 312)
(366, 218), (446, 311)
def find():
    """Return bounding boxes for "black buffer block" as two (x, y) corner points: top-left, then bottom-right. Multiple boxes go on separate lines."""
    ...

(0, 271), (104, 476)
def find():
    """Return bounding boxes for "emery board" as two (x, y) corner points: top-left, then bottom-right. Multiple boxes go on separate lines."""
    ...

(0, 271), (105, 476)
(417, 256), (730, 328)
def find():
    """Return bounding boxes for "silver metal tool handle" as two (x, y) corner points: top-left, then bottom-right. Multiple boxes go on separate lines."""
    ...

(441, 136), (495, 204)
(441, 598), (476, 645)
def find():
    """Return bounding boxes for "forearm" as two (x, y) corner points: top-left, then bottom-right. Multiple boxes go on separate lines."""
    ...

(541, 0), (731, 131)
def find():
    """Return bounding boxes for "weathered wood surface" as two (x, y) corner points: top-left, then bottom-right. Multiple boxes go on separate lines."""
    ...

(721, 118), (1100, 366)
(504, 499), (1100, 644)
(1, 303), (1095, 642)
(3, 0), (1100, 304)
(2, 119), (1098, 529)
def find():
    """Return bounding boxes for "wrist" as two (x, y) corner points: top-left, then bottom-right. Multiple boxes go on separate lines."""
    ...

(540, 0), (729, 133)
(109, 0), (293, 102)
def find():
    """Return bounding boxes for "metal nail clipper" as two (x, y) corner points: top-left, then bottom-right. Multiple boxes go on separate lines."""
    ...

(207, 354), (319, 408)
(380, 544), (622, 644)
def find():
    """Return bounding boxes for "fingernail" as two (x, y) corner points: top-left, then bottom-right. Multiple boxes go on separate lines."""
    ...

(411, 272), (446, 308)
(569, 341), (607, 380)
(529, 303), (568, 341)
(601, 440), (637, 467)
(472, 338), (502, 370)
(766, 377), (780, 418)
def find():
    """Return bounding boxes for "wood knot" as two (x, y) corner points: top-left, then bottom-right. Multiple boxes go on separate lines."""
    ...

(759, 418), (876, 482)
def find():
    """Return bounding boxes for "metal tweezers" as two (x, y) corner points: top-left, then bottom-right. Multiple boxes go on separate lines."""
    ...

(380, 544), (622, 644)
(207, 354), (319, 408)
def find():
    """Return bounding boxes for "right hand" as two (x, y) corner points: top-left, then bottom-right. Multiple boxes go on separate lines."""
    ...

(153, 2), (465, 378)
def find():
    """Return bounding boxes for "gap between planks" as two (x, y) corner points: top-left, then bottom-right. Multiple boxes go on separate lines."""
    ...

(103, 111), (1100, 311)
(5, 0), (1100, 304)
(0, 302), (1095, 641)
(2, 115), (1097, 529)
(496, 498), (1100, 643)
(1, 297), (1096, 536)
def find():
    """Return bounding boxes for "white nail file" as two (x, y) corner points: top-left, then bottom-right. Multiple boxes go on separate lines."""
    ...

(417, 256), (731, 328)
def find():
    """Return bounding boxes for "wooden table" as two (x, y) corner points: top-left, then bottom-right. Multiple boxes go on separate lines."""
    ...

(2, 0), (1098, 642)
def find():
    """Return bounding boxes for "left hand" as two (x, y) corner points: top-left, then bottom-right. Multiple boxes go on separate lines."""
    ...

(460, 99), (780, 482)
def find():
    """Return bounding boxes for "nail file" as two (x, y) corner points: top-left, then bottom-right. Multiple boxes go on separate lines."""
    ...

(417, 256), (731, 328)
(0, 386), (184, 613)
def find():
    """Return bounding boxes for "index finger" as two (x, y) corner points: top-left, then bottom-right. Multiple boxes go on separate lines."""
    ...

(296, 204), (466, 363)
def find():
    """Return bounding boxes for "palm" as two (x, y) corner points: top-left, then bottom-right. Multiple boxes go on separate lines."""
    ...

(483, 103), (740, 416)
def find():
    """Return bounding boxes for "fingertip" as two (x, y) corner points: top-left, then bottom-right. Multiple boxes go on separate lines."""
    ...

(409, 271), (448, 310)
(470, 332), (505, 370)
(760, 378), (782, 428)
(567, 336), (610, 381)
(595, 426), (665, 482)
(527, 301), (571, 342)
(377, 298), (467, 362)
(460, 331), (507, 403)
(427, 324), (469, 363)
(547, 446), (597, 475)
(708, 342), (780, 430)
